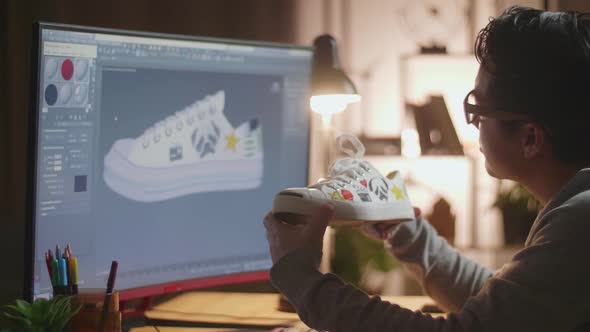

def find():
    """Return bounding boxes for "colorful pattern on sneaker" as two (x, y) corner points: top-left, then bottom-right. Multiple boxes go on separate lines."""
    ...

(272, 134), (413, 226)
(103, 91), (263, 202)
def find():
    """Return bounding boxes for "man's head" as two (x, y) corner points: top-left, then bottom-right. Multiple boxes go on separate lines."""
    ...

(468, 5), (590, 180)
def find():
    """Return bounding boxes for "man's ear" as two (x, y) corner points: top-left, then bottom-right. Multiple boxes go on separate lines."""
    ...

(522, 123), (546, 159)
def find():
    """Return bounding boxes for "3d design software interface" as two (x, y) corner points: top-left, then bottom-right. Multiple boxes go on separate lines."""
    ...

(33, 26), (312, 297)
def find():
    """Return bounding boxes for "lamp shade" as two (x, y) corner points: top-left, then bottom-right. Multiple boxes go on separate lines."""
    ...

(310, 34), (360, 115)
(311, 34), (358, 96)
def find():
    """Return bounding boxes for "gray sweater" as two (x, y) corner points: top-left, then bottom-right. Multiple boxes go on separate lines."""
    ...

(271, 168), (590, 332)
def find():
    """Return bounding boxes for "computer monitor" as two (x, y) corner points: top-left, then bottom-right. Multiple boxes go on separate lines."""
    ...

(26, 23), (312, 303)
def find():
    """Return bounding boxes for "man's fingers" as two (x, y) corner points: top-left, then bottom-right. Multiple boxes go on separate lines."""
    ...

(374, 223), (389, 233)
(362, 224), (383, 238)
(314, 203), (335, 227)
(263, 211), (275, 229)
(306, 203), (334, 238)
(413, 207), (422, 219)
(264, 211), (302, 234)
(264, 212), (286, 233)
(356, 223), (395, 240)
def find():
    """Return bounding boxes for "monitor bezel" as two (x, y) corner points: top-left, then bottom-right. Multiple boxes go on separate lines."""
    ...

(26, 22), (313, 302)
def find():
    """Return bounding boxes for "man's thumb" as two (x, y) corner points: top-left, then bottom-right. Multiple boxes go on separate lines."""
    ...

(307, 203), (334, 238)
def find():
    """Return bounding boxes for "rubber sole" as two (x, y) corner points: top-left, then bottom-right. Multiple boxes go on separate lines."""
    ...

(272, 194), (414, 226)
(103, 139), (263, 202)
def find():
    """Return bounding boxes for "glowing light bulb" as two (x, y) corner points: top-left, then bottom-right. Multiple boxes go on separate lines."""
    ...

(309, 94), (361, 116)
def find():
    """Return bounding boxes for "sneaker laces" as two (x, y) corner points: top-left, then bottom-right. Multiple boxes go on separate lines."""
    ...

(313, 134), (370, 190)
(140, 99), (205, 145)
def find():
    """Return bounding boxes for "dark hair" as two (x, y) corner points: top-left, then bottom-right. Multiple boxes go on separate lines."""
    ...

(474, 5), (590, 165)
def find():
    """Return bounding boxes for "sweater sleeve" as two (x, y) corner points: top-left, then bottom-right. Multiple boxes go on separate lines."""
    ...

(270, 248), (479, 332)
(387, 216), (493, 311)
(269, 208), (590, 332)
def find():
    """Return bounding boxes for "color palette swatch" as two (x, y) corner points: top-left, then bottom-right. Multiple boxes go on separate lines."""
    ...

(44, 57), (90, 107)
(45, 84), (58, 106)
(75, 59), (89, 81)
(61, 59), (74, 81)
(45, 58), (58, 79)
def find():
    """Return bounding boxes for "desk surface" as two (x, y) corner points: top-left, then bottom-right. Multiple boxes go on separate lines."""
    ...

(130, 292), (437, 332)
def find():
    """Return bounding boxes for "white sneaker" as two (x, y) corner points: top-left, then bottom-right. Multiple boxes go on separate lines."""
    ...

(103, 91), (263, 202)
(272, 134), (413, 226)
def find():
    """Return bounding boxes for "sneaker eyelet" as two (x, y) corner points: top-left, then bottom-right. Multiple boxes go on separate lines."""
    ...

(154, 133), (161, 143)
(142, 139), (149, 148)
(187, 116), (194, 125)
(165, 128), (173, 136)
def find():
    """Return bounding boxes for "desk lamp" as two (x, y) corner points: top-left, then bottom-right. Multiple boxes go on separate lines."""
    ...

(277, 35), (360, 313)
(309, 34), (361, 172)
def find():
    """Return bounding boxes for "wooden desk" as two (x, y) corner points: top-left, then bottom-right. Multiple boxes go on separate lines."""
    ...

(129, 292), (438, 332)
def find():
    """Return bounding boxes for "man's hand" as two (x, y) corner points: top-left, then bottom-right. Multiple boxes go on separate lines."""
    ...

(357, 223), (398, 241)
(356, 207), (422, 241)
(264, 204), (334, 265)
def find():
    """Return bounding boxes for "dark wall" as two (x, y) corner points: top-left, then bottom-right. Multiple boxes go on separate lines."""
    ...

(558, 0), (590, 12)
(0, 0), (296, 306)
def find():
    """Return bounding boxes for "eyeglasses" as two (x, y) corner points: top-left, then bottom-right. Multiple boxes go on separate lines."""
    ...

(463, 89), (530, 128)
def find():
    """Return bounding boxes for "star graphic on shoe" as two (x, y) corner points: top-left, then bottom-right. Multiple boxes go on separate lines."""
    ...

(330, 191), (345, 201)
(225, 132), (239, 152)
(391, 185), (404, 200)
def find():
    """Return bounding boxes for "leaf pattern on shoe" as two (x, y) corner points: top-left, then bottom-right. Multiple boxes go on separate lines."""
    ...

(369, 177), (389, 201)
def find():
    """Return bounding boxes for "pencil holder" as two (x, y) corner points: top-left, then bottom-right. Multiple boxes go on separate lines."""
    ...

(69, 290), (121, 332)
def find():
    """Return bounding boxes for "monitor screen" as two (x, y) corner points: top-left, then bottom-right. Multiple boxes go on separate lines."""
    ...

(28, 23), (312, 300)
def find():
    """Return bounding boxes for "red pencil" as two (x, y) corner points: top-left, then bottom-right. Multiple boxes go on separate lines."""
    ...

(45, 250), (53, 280)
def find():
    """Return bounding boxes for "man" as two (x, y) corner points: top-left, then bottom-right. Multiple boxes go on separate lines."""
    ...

(264, 5), (590, 332)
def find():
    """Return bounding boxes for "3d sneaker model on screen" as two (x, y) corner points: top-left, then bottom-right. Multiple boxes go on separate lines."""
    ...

(103, 91), (263, 202)
(272, 134), (414, 226)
